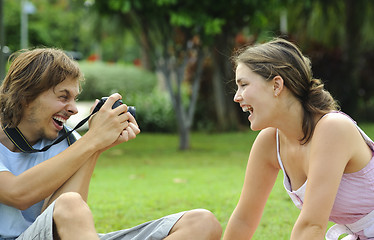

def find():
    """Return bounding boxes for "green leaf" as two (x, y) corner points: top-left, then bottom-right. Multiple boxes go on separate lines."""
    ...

(204, 18), (226, 35)
(170, 12), (194, 27)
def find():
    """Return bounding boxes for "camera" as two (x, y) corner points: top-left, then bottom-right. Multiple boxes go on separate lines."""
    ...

(92, 97), (136, 118)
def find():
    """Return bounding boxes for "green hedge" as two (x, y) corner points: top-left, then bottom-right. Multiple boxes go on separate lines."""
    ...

(78, 61), (177, 132)
(78, 61), (157, 100)
(126, 90), (177, 133)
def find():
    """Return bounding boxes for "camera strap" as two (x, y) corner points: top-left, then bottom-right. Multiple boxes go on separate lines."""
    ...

(1, 113), (93, 153)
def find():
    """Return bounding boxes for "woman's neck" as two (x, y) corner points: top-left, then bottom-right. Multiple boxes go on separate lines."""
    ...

(275, 99), (305, 145)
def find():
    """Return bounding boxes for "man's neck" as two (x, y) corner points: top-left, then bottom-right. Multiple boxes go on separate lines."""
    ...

(0, 126), (22, 152)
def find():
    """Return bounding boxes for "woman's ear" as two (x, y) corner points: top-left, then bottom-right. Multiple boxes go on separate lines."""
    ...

(272, 76), (284, 97)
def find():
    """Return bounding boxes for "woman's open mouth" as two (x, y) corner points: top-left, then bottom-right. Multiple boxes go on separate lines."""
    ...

(242, 105), (253, 115)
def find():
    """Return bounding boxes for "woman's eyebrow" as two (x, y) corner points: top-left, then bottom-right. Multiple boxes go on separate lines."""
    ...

(236, 78), (243, 85)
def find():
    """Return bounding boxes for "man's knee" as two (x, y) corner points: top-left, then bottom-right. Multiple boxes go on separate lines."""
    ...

(52, 193), (99, 239)
(53, 192), (92, 223)
(175, 209), (222, 239)
(189, 209), (222, 234)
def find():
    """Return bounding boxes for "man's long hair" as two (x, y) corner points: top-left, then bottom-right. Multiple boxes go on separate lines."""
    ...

(0, 48), (83, 127)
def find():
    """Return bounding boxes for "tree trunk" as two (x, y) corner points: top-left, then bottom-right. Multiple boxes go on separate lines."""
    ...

(211, 34), (240, 130)
(139, 25), (154, 71)
(157, 48), (204, 150)
(341, 0), (365, 118)
(178, 120), (190, 150)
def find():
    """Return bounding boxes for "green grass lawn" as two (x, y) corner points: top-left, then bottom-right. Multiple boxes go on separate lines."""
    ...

(87, 123), (374, 239)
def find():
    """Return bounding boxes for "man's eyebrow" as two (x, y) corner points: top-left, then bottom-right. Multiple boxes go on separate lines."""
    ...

(58, 89), (79, 100)
(58, 89), (71, 96)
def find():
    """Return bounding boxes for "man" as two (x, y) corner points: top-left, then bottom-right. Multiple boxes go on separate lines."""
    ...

(0, 48), (222, 240)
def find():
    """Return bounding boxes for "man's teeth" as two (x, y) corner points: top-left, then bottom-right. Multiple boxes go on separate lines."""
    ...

(53, 116), (66, 124)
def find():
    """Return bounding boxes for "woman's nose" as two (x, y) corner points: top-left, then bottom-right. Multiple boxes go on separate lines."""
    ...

(233, 91), (242, 103)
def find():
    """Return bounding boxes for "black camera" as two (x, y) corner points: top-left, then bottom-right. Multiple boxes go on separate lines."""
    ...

(92, 97), (136, 118)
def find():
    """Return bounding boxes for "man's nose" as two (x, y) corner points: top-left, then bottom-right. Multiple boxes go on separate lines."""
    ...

(67, 101), (78, 115)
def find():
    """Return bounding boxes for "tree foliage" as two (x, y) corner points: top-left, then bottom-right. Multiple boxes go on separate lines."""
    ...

(284, 0), (374, 119)
(4, 0), (87, 51)
(92, 0), (283, 149)
(4, 0), (374, 144)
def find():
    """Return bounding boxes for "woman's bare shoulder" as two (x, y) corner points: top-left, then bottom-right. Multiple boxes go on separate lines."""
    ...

(254, 127), (278, 146)
(315, 112), (358, 138)
(250, 127), (279, 169)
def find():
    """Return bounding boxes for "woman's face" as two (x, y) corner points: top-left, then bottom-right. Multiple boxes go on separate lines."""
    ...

(234, 62), (279, 131)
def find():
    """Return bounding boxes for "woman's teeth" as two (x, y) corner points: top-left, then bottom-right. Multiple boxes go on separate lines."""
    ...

(242, 106), (253, 113)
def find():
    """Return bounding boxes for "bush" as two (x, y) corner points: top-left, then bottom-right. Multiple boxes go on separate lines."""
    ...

(126, 90), (177, 133)
(77, 61), (177, 132)
(78, 61), (157, 100)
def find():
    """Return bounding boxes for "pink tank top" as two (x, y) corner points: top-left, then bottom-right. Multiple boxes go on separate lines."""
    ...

(276, 112), (374, 225)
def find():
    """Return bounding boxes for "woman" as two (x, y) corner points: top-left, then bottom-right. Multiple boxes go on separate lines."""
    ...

(223, 38), (374, 240)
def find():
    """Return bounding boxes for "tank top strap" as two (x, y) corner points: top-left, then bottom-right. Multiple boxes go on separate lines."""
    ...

(276, 129), (287, 173)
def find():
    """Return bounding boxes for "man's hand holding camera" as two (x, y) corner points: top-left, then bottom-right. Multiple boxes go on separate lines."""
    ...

(87, 93), (140, 152)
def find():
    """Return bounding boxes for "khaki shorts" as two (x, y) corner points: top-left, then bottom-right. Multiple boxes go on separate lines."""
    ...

(16, 202), (55, 240)
(16, 202), (185, 240)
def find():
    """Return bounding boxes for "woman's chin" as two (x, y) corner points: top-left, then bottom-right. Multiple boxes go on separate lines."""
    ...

(249, 120), (266, 131)
(250, 126), (260, 131)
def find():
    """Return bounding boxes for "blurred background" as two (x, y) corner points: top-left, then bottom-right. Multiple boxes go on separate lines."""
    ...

(1, 0), (374, 149)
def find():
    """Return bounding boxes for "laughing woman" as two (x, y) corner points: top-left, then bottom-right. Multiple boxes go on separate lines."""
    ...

(223, 38), (374, 240)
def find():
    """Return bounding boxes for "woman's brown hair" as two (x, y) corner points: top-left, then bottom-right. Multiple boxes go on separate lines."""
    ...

(233, 38), (339, 144)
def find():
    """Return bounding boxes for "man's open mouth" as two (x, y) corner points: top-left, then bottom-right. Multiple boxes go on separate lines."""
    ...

(53, 116), (66, 126)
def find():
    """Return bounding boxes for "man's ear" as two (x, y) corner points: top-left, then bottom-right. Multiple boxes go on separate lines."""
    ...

(272, 75), (284, 97)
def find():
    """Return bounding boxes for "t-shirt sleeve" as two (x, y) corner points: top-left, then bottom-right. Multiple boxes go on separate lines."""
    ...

(0, 159), (10, 172)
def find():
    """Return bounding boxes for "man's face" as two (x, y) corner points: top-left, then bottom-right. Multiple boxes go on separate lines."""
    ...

(18, 78), (80, 144)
